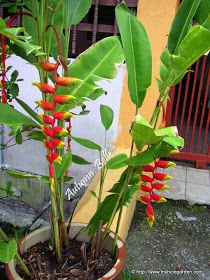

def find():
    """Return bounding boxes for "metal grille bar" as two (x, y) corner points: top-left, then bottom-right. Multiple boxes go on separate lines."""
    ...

(166, 55), (210, 168)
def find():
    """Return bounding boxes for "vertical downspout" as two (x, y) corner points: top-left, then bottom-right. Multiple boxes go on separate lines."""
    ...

(0, 125), (5, 169)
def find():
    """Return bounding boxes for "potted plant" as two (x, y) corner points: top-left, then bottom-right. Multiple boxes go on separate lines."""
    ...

(0, 0), (209, 279)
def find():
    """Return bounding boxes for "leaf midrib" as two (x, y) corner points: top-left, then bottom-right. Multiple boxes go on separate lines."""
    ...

(174, 0), (201, 54)
(128, 15), (138, 106)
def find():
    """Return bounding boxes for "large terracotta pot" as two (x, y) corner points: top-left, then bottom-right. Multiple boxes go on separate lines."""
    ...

(6, 222), (126, 280)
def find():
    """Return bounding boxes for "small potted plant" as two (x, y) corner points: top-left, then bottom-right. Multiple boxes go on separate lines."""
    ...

(0, 0), (209, 279)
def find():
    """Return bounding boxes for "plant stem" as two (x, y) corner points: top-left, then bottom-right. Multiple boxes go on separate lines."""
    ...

(111, 106), (138, 255)
(0, 227), (31, 277)
(50, 186), (62, 262)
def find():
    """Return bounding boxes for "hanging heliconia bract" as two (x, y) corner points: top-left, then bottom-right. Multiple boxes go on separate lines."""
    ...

(34, 61), (77, 192)
(137, 159), (175, 227)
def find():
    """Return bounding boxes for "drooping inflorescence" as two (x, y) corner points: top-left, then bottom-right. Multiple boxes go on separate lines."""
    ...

(137, 160), (175, 227)
(33, 61), (78, 191)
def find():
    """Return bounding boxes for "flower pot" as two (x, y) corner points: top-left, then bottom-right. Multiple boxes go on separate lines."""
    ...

(6, 222), (126, 280)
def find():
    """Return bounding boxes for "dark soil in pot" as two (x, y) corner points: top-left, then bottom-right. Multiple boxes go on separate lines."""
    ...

(16, 239), (115, 279)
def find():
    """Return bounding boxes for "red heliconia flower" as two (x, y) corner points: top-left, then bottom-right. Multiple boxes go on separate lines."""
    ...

(141, 174), (153, 183)
(52, 111), (73, 121)
(140, 184), (152, 193)
(36, 100), (55, 111)
(46, 152), (62, 164)
(150, 193), (167, 203)
(36, 62), (57, 72)
(33, 82), (56, 94)
(55, 76), (80, 86)
(44, 140), (54, 150)
(51, 138), (65, 149)
(152, 183), (170, 191)
(41, 125), (54, 137)
(143, 164), (155, 172)
(137, 195), (151, 204)
(155, 160), (176, 168)
(52, 95), (76, 104)
(53, 126), (69, 136)
(49, 164), (54, 178)
(153, 173), (172, 181)
(146, 203), (154, 227)
(39, 114), (54, 125)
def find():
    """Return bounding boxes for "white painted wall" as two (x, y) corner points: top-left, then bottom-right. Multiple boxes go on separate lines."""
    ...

(3, 55), (126, 183)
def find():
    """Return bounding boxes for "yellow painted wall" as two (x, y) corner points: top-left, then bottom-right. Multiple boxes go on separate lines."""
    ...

(115, 0), (179, 149)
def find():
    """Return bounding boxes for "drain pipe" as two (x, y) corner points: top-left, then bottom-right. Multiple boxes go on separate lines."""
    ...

(0, 125), (5, 170)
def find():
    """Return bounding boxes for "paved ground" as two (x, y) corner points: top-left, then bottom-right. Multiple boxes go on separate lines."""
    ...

(125, 200), (210, 280)
(155, 163), (210, 205)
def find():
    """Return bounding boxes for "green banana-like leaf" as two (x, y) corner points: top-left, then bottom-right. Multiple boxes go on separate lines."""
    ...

(171, 25), (210, 77)
(60, 36), (123, 110)
(168, 0), (201, 54)
(158, 23), (210, 90)
(115, 2), (152, 108)
(15, 98), (43, 124)
(23, 1), (63, 58)
(87, 193), (119, 235)
(67, 0), (92, 26)
(6, 169), (41, 180)
(0, 24), (44, 57)
(0, 103), (37, 133)
(131, 115), (162, 149)
(69, 36), (124, 82)
(195, 0), (210, 24)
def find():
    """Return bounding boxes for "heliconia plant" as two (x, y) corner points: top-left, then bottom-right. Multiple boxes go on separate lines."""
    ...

(87, 0), (210, 256)
(0, 0), (125, 272)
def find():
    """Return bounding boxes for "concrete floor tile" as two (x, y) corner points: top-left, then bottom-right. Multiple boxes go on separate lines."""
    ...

(186, 182), (210, 204)
(155, 180), (186, 200)
(186, 167), (210, 186)
(157, 165), (187, 182)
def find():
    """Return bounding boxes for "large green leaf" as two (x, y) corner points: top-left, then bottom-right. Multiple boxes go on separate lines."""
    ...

(195, 0), (210, 24)
(168, 0), (201, 54)
(72, 154), (91, 165)
(0, 240), (17, 263)
(116, 3), (152, 108)
(100, 105), (114, 131)
(130, 115), (162, 149)
(67, 0), (92, 25)
(0, 27), (43, 57)
(6, 169), (41, 180)
(0, 103), (37, 133)
(64, 36), (124, 109)
(69, 36), (123, 83)
(171, 25), (210, 80)
(127, 150), (154, 167)
(151, 136), (184, 158)
(106, 153), (128, 169)
(87, 194), (119, 235)
(23, 1), (63, 58)
(71, 136), (101, 151)
(15, 98), (42, 124)
(55, 151), (72, 179)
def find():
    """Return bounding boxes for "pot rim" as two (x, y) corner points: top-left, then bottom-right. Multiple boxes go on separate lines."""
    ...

(6, 222), (126, 280)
